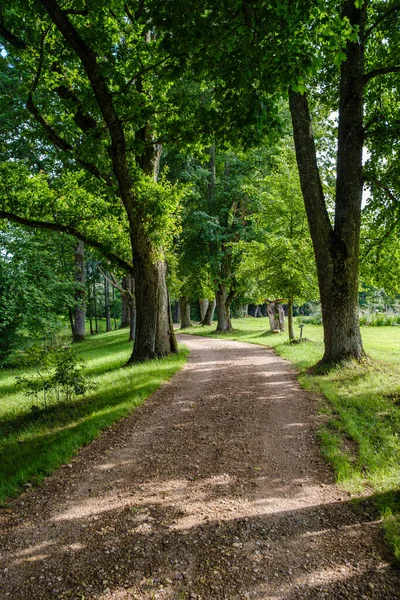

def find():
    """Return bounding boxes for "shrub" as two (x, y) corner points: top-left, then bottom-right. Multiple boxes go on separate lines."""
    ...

(15, 339), (96, 408)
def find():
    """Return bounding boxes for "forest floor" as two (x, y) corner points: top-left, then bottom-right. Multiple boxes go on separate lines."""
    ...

(0, 334), (399, 599)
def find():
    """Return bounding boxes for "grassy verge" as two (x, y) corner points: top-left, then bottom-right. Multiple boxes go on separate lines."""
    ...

(0, 329), (188, 505)
(181, 318), (400, 562)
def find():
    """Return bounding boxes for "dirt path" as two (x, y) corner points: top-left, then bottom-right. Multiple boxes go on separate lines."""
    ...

(0, 334), (399, 599)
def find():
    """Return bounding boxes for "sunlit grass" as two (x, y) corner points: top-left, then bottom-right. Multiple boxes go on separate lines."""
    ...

(181, 317), (400, 561)
(0, 328), (188, 504)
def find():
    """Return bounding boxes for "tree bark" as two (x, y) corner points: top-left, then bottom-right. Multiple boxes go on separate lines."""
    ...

(199, 298), (209, 322)
(216, 283), (233, 332)
(172, 300), (180, 323)
(68, 306), (75, 337)
(288, 297), (295, 340)
(86, 261), (94, 335)
(179, 296), (191, 329)
(73, 241), (86, 342)
(201, 298), (216, 325)
(128, 257), (177, 362)
(120, 274), (136, 340)
(267, 301), (284, 332)
(104, 274), (111, 332)
(120, 276), (130, 328)
(288, 1), (365, 363)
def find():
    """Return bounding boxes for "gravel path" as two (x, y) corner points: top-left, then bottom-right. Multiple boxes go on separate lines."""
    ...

(0, 334), (399, 599)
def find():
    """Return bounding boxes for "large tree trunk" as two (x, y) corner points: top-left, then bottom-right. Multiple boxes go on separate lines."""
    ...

(288, 1), (365, 364)
(179, 296), (191, 329)
(128, 256), (177, 363)
(267, 301), (284, 332)
(201, 298), (216, 325)
(216, 283), (233, 332)
(199, 298), (209, 322)
(73, 241), (86, 342)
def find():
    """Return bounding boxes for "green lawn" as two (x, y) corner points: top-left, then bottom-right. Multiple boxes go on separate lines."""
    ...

(0, 328), (188, 504)
(181, 317), (400, 562)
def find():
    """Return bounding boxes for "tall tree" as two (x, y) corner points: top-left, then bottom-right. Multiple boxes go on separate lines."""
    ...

(152, 0), (400, 363)
(0, 0), (180, 361)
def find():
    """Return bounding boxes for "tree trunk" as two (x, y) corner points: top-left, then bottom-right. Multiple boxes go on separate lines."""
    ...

(128, 257), (177, 363)
(129, 282), (136, 343)
(120, 276), (130, 328)
(92, 260), (98, 334)
(216, 284), (233, 332)
(179, 296), (191, 329)
(112, 285), (117, 330)
(104, 274), (112, 332)
(86, 262), (94, 335)
(73, 241), (86, 342)
(201, 298), (216, 325)
(288, 297), (295, 340)
(199, 298), (209, 322)
(172, 300), (180, 323)
(68, 306), (75, 337)
(248, 303), (258, 317)
(242, 304), (249, 317)
(267, 301), (284, 332)
(288, 1), (365, 364)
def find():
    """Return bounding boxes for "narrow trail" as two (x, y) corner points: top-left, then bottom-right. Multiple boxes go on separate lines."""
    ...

(0, 334), (399, 599)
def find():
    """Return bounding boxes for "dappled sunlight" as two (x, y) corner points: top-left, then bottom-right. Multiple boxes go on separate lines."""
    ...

(1, 333), (399, 598)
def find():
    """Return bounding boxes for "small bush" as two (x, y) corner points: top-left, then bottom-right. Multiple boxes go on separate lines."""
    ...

(15, 340), (96, 408)
(297, 315), (323, 325)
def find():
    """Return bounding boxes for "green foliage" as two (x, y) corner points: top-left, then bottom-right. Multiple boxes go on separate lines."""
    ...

(0, 163), (131, 265)
(0, 223), (77, 364)
(133, 169), (183, 252)
(236, 140), (318, 305)
(16, 341), (96, 408)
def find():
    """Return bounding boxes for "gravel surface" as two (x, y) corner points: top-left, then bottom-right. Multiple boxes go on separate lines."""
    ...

(0, 334), (399, 599)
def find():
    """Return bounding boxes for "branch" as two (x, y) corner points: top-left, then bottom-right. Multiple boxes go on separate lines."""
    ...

(26, 94), (114, 186)
(27, 94), (73, 152)
(0, 19), (27, 49)
(0, 210), (134, 274)
(54, 83), (98, 133)
(63, 8), (88, 16)
(123, 2), (136, 25)
(361, 178), (400, 259)
(98, 266), (133, 299)
(364, 65), (400, 83)
(39, 0), (129, 174)
(365, 2), (400, 39)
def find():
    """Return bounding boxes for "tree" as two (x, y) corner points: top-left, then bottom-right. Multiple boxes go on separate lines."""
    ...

(0, 0), (181, 362)
(152, 0), (400, 363)
(0, 224), (77, 364)
(236, 141), (318, 339)
(166, 146), (268, 332)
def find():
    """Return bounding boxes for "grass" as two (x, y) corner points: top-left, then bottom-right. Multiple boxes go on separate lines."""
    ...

(181, 317), (400, 563)
(0, 328), (188, 505)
